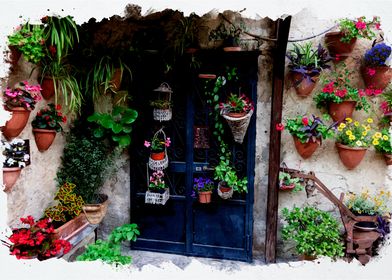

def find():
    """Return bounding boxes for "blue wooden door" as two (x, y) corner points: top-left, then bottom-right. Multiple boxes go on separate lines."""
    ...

(130, 51), (258, 262)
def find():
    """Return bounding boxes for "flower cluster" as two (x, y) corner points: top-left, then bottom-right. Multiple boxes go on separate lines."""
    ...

(3, 81), (42, 111)
(374, 128), (392, 154)
(338, 16), (380, 43)
(364, 43), (391, 67)
(219, 93), (254, 114)
(285, 115), (335, 144)
(345, 188), (392, 216)
(31, 103), (66, 132)
(1, 138), (30, 168)
(192, 177), (215, 197)
(380, 89), (392, 116)
(335, 117), (380, 148)
(144, 135), (171, 153)
(2, 216), (71, 260)
(148, 170), (166, 191)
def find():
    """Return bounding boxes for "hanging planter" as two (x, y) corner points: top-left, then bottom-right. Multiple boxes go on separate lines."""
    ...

(110, 68), (123, 91)
(336, 143), (367, 169)
(291, 72), (319, 97)
(293, 136), (320, 159)
(40, 76), (55, 100)
(145, 188), (170, 205)
(145, 169), (170, 205)
(328, 101), (356, 122)
(33, 128), (57, 152)
(217, 181), (233, 200)
(2, 107), (31, 139)
(7, 45), (21, 67)
(383, 154), (392, 165)
(324, 32), (357, 61)
(151, 82), (173, 122)
(82, 194), (109, 225)
(145, 128), (170, 171)
(2, 167), (22, 192)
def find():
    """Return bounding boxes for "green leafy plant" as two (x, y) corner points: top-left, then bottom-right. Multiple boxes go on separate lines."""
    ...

(31, 103), (66, 132)
(345, 188), (392, 215)
(7, 23), (46, 64)
(282, 206), (344, 259)
(214, 159), (248, 193)
(285, 115), (335, 144)
(278, 172), (303, 192)
(338, 16), (379, 43)
(374, 128), (392, 154)
(335, 117), (379, 148)
(44, 182), (85, 225)
(209, 22), (243, 47)
(88, 106), (138, 148)
(77, 223), (140, 265)
(149, 99), (171, 109)
(56, 130), (114, 204)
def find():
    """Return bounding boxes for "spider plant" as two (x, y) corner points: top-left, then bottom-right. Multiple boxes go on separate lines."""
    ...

(86, 56), (132, 102)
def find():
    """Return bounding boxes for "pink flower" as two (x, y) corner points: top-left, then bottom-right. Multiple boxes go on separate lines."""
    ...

(165, 137), (171, 147)
(358, 89), (366, 97)
(322, 81), (334, 93)
(367, 68), (376, 76)
(355, 20), (367, 30)
(335, 89), (347, 98)
(302, 117), (309, 126)
(376, 22), (381, 30)
(144, 141), (151, 148)
(275, 123), (284, 131)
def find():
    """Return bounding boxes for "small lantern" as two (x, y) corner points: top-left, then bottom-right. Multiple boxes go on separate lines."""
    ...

(151, 82), (173, 122)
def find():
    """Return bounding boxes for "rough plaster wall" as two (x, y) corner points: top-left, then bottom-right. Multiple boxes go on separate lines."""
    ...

(277, 9), (392, 259)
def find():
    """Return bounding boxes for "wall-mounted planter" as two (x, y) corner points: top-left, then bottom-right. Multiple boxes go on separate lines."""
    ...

(383, 154), (392, 165)
(328, 101), (356, 123)
(293, 136), (320, 159)
(2, 167), (21, 192)
(8, 45), (21, 67)
(40, 77), (55, 100)
(290, 72), (319, 97)
(2, 107), (31, 139)
(110, 68), (122, 91)
(33, 128), (57, 152)
(324, 32), (357, 60)
(336, 142), (367, 169)
(361, 66), (392, 90)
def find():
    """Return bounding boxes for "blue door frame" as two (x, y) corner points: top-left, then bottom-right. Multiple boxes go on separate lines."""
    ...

(130, 51), (259, 262)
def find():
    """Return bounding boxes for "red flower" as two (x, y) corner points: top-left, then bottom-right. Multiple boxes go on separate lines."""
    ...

(376, 22), (381, 30)
(275, 123), (284, 131)
(335, 54), (341, 62)
(62, 116), (67, 123)
(367, 68), (376, 76)
(57, 111), (62, 116)
(302, 117), (309, 126)
(56, 104), (62, 110)
(335, 89), (347, 98)
(37, 111), (42, 116)
(355, 20), (366, 30)
(322, 82), (334, 93)
(48, 45), (57, 57)
(45, 116), (50, 120)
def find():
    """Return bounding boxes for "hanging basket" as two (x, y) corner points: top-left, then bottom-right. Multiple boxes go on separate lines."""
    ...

(217, 181), (233, 200)
(153, 108), (172, 122)
(145, 188), (170, 205)
(222, 110), (253, 144)
(148, 128), (169, 170)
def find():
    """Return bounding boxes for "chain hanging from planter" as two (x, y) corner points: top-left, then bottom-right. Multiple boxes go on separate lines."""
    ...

(148, 128), (169, 171)
(152, 82), (173, 122)
(145, 164), (170, 205)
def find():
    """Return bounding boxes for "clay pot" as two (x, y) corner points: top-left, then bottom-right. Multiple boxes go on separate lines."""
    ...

(110, 68), (122, 91)
(227, 111), (247, 118)
(53, 213), (89, 241)
(40, 77), (55, 100)
(198, 74), (217, 79)
(2, 167), (22, 192)
(150, 151), (165, 161)
(383, 154), (392, 166)
(293, 136), (320, 159)
(361, 65), (392, 90)
(82, 194), (109, 225)
(290, 72), (319, 97)
(2, 107), (31, 139)
(328, 101), (356, 123)
(8, 45), (21, 67)
(279, 184), (295, 191)
(33, 128), (57, 152)
(324, 32), (357, 60)
(336, 142), (367, 170)
(198, 191), (212, 204)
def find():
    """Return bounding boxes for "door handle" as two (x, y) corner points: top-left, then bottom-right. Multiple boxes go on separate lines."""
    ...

(202, 166), (215, 171)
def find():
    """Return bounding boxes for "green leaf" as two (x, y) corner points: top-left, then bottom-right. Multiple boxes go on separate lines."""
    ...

(113, 135), (131, 147)
(112, 123), (123, 134)
(93, 128), (105, 138)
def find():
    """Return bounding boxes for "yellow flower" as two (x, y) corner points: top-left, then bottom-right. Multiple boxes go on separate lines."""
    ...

(339, 123), (346, 129)
(354, 121), (360, 127)
(349, 135), (356, 140)
(338, 127), (343, 131)
(366, 125), (371, 131)
(362, 131), (368, 136)
(383, 135), (389, 141)
(345, 117), (353, 123)
(372, 139), (380, 145)
(367, 118), (373, 124)
(355, 140), (362, 146)
(346, 130), (353, 136)
(374, 132), (382, 139)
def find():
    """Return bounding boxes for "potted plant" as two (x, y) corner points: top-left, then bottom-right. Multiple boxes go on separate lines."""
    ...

(209, 22), (243, 51)
(87, 106), (138, 149)
(192, 177), (215, 204)
(285, 115), (335, 159)
(1, 138), (30, 192)
(145, 170), (170, 205)
(77, 223), (140, 265)
(278, 172), (304, 192)
(335, 117), (379, 169)
(144, 128), (171, 171)
(286, 43), (331, 97)
(314, 66), (370, 122)
(219, 93), (254, 144)
(174, 13), (200, 55)
(361, 42), (392, 90)
(214, 159), (248, 199)
(282, 206), (345, 260)
(44, 182), (89, 241)
(2, 81), (42, 139)
(1, 215), (71, 260)
(7, 22), (46, 66)
(324, 16), (379, 61)
(31, 103), (66, 151)
(374, 128), (392, 165)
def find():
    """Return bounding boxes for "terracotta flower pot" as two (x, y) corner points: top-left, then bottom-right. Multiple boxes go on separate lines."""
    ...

(361, 65), (392, 90)
(293, 136), (320, 159)
(33, 128), (57, 152)
(40, 77), (55, 100)
(324, 32), (357, 60)
(8, 45), (21, 67)
(328, 101), (356, 123)
(82, 194), (109, 225)
(279, 184), (295, 191)
(2, 167), (22, 192)
(198, 74), (217, 79)
(290, 72), (319, 97)
(336, 142), (367, 170)
(150, 151), (165, 160)
(383, 154), (392, 166)
(53, 213), (89, 241)
(227, 111), (247, 118)
(110, 68), (122, 91)
(2, 107), (31, 139)
(198, 191), (212, 204)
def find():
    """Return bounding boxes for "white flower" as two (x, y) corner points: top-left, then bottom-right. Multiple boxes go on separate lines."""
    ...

(6, 158), (15, 165)
(11, 138), (24, 145)
(23, 154), (30, 161)
(18, 162), (26, 168)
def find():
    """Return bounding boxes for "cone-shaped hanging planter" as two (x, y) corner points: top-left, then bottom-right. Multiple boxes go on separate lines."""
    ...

(324, 32), (357, 61)
(40, 77), (55, 100)
(293, 136), (320, 159)
(336, 142), (367, 169)
(222, 110), (253, 144)
(33, 129), (57, 152)
(2, 107), (31, 139)
(328, 101), (356, 123)
(291, 72), (319, 97)
(361, 65), (392, 90)
(2, 167), (22, 192)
